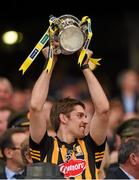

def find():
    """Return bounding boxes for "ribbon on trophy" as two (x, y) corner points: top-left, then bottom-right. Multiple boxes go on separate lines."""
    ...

(19, 28), (50, 75)
(78, 16), (101, 70)
(19, 15), (60, 74)
(44, 16), (59, 73)
(19, 15), (101, 75)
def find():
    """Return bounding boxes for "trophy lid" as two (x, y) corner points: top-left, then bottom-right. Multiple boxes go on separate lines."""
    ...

(59, 14), (81, 24)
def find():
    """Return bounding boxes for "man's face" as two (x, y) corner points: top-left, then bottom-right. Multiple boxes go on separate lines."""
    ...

(122, 71), (138, 91)
(0, 82), (12, 109)
(66, 105), (88, 138)
(8, 132), (27, 168)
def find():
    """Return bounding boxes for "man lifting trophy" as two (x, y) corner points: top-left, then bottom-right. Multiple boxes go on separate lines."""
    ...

(27, 14), (109, 179)
(19, 14), (101, 74)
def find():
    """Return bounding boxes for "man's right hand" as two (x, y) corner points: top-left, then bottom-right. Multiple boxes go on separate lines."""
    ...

(42, 45), (58, 62)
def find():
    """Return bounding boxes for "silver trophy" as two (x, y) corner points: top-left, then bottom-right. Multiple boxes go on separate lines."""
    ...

(19, 14), (93, 74)
(49, 14), (88, 55)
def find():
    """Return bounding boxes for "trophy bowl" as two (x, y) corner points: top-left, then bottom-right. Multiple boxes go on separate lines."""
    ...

(50, 14), (88, 55)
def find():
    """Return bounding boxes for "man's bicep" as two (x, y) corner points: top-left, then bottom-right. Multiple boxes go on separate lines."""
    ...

(29, 109), (47, 144)
(89, 113), (108, 145)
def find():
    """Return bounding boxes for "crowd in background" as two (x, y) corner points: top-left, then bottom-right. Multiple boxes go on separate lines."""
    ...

(0, 68), (139, 179)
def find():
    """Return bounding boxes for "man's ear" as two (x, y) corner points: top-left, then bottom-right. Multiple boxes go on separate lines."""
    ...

(129, 153), (137, 165)
(59, 113), (68, 124)
(4, 148), (13, 159)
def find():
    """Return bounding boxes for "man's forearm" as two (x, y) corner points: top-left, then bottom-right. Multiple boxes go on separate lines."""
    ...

(83, 69), (109, 113)
(30, 46), (57, 111)
(30, 70), (52, 111)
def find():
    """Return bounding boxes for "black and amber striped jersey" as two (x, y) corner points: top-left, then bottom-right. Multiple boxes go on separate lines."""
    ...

(29, 131), (106, 179)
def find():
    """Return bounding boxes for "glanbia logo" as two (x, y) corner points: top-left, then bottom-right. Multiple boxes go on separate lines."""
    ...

(59, 159), (86, 178)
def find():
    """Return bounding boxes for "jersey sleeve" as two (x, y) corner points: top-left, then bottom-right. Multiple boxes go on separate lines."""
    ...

(85, 134), (106, 169)
(29, 131), (52, 162)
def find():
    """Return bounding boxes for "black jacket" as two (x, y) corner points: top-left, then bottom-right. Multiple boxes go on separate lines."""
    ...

(0, 168), (26, 179)
(0, 171), (6, 179)
(105, 163), (129, 179)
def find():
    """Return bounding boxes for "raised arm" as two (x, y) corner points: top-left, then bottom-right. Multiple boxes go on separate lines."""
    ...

(82, 50), (109, 145)
(29, 47), (57, 143)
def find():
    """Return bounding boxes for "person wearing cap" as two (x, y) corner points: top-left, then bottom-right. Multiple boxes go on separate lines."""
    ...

(116, 118), (139, 139)
(8, 111), (30, 134)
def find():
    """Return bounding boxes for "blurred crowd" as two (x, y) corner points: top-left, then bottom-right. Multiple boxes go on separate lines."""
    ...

(0, 68), (139, 179)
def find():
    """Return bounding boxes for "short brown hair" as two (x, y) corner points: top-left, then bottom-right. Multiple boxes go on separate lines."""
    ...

(50, 97), (85, 132)
(118, 138), (139, 164)
(0, 128), (26, 160)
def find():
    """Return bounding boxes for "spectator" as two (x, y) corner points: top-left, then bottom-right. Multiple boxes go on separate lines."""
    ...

(0, 77), (13, 110)
(105, 138), (139, 179)
(0, 128), (27, 179)
(116, 69), (139, 115)
(8, 111), (30, 135)
(0, 107), (14, 138)
(11, 87), (31, 113)
(105, 117), (139, 178)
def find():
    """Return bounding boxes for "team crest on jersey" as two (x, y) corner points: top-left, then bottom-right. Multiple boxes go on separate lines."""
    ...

(74, 145), (83, 156)
(59, 159), (86, 178)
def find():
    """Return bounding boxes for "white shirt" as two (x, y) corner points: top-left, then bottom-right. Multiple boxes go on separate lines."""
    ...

(120, 167), (136, 180)
(123, 95), (135, 113)
(5, 166), (24, 180)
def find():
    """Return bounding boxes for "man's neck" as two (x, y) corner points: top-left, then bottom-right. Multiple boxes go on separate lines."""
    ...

(6, 161), (24, 173)
(120, 164), (136, 179)
(57, 130), (75, 144)
(122, 90), (136, 96)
